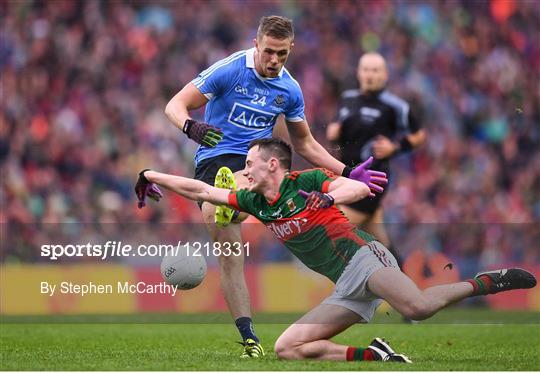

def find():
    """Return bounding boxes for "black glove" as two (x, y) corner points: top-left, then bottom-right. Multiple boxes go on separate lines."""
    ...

(183, 119), (223, 147)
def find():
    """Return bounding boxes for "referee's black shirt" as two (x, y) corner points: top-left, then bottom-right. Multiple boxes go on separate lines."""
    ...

(335, 88), (422, 174)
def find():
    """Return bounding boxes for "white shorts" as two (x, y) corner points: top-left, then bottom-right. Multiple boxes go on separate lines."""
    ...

(322, 241), (399, 322)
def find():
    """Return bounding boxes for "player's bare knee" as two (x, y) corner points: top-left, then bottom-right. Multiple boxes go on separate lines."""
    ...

(274, 338), (301, 360)
(274, 340), (288, 359)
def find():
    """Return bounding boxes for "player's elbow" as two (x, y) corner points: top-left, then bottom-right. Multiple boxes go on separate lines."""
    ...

(164, 99), (176, 121)
(165, 93), (187, 122)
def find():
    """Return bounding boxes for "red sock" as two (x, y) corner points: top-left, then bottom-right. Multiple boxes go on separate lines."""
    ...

(346, 347), (355, 361)
(467, 275), (493, 295)
(346, 347), (374, 361)
(363, 349), (375, 361)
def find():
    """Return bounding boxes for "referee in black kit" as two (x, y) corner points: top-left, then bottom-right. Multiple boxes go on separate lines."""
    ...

(327, 52), (426, 267)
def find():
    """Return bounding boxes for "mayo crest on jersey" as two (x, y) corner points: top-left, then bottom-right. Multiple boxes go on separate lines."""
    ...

(191, 48), (305, 165)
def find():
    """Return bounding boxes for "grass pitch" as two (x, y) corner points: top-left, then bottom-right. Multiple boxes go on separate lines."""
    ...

(1, 309), (539, 371)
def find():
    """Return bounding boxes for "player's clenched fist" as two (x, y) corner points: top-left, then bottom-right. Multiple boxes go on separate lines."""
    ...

(183, 119), (223, 148)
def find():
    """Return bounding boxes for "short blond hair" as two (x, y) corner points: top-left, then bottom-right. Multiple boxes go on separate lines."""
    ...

(257, 15), (294, 41)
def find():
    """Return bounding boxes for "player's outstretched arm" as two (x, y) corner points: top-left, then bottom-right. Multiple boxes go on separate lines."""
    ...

(138, 170), (231, 207)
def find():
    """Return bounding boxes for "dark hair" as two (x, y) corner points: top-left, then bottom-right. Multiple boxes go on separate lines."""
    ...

(257, 15), (294, 41)
(248, 138), (292, 170)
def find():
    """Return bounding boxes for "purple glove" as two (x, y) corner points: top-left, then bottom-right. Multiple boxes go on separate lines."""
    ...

(298, 189), (335, 210)
(348, 156), (388, 197)
(183, 119), (223, 148)
(135, 169), (163, 209)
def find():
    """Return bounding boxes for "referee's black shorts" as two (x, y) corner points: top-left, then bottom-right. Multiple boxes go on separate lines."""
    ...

(193, 153), (246, 208)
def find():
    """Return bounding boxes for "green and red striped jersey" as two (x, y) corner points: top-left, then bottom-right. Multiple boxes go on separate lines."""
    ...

(228, 169), (375, 283)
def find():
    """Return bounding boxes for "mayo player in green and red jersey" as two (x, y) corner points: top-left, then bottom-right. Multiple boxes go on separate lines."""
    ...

(135, 138), (537, 363)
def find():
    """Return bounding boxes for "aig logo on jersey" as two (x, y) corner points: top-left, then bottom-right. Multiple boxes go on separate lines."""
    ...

(228, 103), (277, 130)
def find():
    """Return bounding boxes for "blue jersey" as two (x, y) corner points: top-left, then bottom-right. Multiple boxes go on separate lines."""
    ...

(191, 48), (305, 165)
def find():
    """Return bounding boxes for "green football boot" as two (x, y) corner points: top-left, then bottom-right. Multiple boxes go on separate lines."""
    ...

(214, 166), (237, 227)
(239, 338), (265, 358)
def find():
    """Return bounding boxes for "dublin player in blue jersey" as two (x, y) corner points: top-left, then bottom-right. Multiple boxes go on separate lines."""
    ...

(163, 16), (369, 358)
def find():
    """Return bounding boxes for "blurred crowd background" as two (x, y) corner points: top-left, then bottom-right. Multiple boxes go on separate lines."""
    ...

(1, 0), (539, 273)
